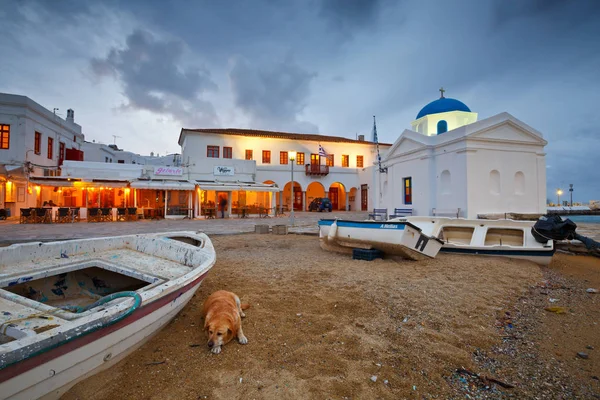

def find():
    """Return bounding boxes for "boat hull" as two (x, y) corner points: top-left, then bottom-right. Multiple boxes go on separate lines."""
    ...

(389, 216), (555, 265)
(0, 232), (216, 400)
(2, 277), (204, 400)
(319, 219), (443, 260)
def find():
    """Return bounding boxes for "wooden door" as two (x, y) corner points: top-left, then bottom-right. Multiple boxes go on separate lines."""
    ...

(361, 184), (368, 211)
(328, 187), (338, 210)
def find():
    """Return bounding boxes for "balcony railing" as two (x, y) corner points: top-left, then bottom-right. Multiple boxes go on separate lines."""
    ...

(305, 164), (329, 176)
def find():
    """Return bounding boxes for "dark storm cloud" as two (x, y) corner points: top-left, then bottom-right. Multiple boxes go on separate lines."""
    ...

(229, 57), (319, 132)
(319, 0), (383, 33)
(91, 29), (218, 125)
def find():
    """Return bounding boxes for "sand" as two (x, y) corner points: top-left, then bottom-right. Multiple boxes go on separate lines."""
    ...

(63, 233), (600, 399)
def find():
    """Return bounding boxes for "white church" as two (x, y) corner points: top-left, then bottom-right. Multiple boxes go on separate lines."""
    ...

(376, 89), (548, 219)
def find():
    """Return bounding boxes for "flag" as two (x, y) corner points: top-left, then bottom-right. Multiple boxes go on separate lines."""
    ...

(318, 144), (328, 157)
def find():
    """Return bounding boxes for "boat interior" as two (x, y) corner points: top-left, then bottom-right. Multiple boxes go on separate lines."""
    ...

(0, 232), (213, 346)
(393, 216), (539, 248)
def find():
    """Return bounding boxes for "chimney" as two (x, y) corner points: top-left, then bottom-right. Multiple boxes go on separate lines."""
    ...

(358, 134), (365, 141)
(66, 109), (74, 123)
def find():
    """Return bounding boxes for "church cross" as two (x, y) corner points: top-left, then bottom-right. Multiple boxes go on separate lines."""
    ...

(439, 87), (446, 98)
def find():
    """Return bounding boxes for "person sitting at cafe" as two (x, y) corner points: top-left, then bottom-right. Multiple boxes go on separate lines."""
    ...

(47, 200), (57, 207)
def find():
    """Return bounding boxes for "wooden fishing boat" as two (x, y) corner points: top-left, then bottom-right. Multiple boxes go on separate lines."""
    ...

(0, 231), (216, 400)
(389, 216), (555, 265)
(318, 219), (444, 260)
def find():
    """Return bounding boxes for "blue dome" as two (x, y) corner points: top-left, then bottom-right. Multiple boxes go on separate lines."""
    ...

(416, 97), (471, 119)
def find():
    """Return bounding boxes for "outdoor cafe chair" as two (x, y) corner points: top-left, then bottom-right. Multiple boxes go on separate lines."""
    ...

(87, 208), (100, 222)
(33, 208), (50, 224)
(116, 208), (127, 222)
(101, 207), (113, 222)
(56, 208), (71, 223)
(127, 207), (138, 221)
(20, 208), (33, 224)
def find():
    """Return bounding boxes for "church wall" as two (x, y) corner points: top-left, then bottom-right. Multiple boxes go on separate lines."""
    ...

(411, 111), (477, 136)
(465, 146), (545, 217)
(384, 150), (432, 216)
(431, 147), (469, 216)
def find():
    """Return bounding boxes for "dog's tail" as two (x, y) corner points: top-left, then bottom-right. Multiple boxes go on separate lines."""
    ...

(240, 303), (251, 310)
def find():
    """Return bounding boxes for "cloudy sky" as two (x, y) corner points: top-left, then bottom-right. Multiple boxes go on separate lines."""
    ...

(1, 0), (599, 201)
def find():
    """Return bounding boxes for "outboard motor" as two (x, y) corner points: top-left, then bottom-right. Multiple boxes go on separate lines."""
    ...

(531, 215), (577, 243)
(533, 215), (600, 256)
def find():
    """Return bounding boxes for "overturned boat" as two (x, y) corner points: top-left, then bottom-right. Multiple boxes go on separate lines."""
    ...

(318, 219), (444, 260)
(389, 216), (555, 265)
(0, 231), (216, 400)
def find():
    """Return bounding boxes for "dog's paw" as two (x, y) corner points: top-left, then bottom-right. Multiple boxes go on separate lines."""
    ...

(240, 311), (246, 318)
(210, 346), (222, 354)
(238, 335), (248, 345)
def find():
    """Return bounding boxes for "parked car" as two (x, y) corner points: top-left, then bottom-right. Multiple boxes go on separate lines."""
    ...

(309, 197), (333, 212)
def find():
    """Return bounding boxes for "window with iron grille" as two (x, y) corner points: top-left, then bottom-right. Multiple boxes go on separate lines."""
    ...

(326, 154), (334, 167)
(223, 146), (232, 159)
(296, 152), (304, 165)
(207, 145), (219, 158)
(356, 155), (364, 168)
(34, 131), (41, 154)
(280, 151), (288, 164)
(0, 124), (9, 149)
(47, 137), (53, 159)
(245, 149), (253, 160)
(342, 154), (349, 167)
(262, 150), (271, 164)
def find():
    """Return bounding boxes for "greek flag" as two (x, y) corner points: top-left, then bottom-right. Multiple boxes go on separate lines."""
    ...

(318, 144), (328, 157)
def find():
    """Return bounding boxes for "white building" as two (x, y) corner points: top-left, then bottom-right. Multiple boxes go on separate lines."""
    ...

(82, 141), (181, 166)
(179, 128), (391, 216)
(377, 92), (548, 218)
(0, 93), (84, 216)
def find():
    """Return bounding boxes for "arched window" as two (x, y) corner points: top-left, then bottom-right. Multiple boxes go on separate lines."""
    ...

(440, 170), (451, 194)
(514, 171), (525, 195)
(437, 120), (448, 134)
(489, 170), (501, 195)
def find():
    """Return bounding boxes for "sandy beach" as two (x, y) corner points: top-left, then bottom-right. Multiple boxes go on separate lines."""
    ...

(60, 232), (600, 399)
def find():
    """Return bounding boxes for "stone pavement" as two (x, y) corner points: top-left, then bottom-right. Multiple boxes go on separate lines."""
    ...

(0, 211), (369, 244)
(1, 212), (597, 245)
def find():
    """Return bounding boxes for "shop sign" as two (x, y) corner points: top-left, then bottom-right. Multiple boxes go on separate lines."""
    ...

(214, 166), (234, 176)
(154, 166), (183, 176)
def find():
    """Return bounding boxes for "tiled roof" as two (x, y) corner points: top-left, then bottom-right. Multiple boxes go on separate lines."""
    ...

(179, 128), (392, 146)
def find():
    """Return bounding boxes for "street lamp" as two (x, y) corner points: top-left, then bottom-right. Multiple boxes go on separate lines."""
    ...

(569, 184), (573, 206)
(556, 189), (563, 206)
(289, 151), (296, 226)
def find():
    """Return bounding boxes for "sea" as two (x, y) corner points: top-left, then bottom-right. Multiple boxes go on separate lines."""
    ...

(562, 215), (600, 224)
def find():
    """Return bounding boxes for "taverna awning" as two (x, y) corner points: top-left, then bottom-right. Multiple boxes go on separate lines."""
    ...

(130, 180), (195, 190)
(196, 181), (280, 192)
(29, 177), (130, 188)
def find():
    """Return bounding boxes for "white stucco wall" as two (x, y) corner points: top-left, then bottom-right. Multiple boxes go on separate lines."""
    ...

(411, 111), (478, 136)
(1, 93), (84, 214)
(180, 130), (389, 209)
(383, 112), (547, 218)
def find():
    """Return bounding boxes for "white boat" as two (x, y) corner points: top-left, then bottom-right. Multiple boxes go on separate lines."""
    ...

(0, 231), (216, 400)
(388, 216), (555, 265)
(318, 219), (444, 260)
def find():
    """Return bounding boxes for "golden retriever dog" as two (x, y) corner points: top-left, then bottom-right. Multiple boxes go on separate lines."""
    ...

(202, 290), (250, 354)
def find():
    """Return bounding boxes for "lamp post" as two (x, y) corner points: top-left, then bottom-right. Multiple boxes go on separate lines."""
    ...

(556, 189), (563, 206)
(569, 184), (573, 206)
(289, 151), (296, 226)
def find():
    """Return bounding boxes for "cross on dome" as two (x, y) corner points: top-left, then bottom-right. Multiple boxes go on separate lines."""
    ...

(439, 87), (445, 98)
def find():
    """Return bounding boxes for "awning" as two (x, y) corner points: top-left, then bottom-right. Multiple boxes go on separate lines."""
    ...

(29, 177), (79, 187)
(196, 182), (280, 192)
(131, 180), (195, 190)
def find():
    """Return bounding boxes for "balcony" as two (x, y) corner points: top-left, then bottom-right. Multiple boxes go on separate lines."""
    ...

(305, 164), (329, 176)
